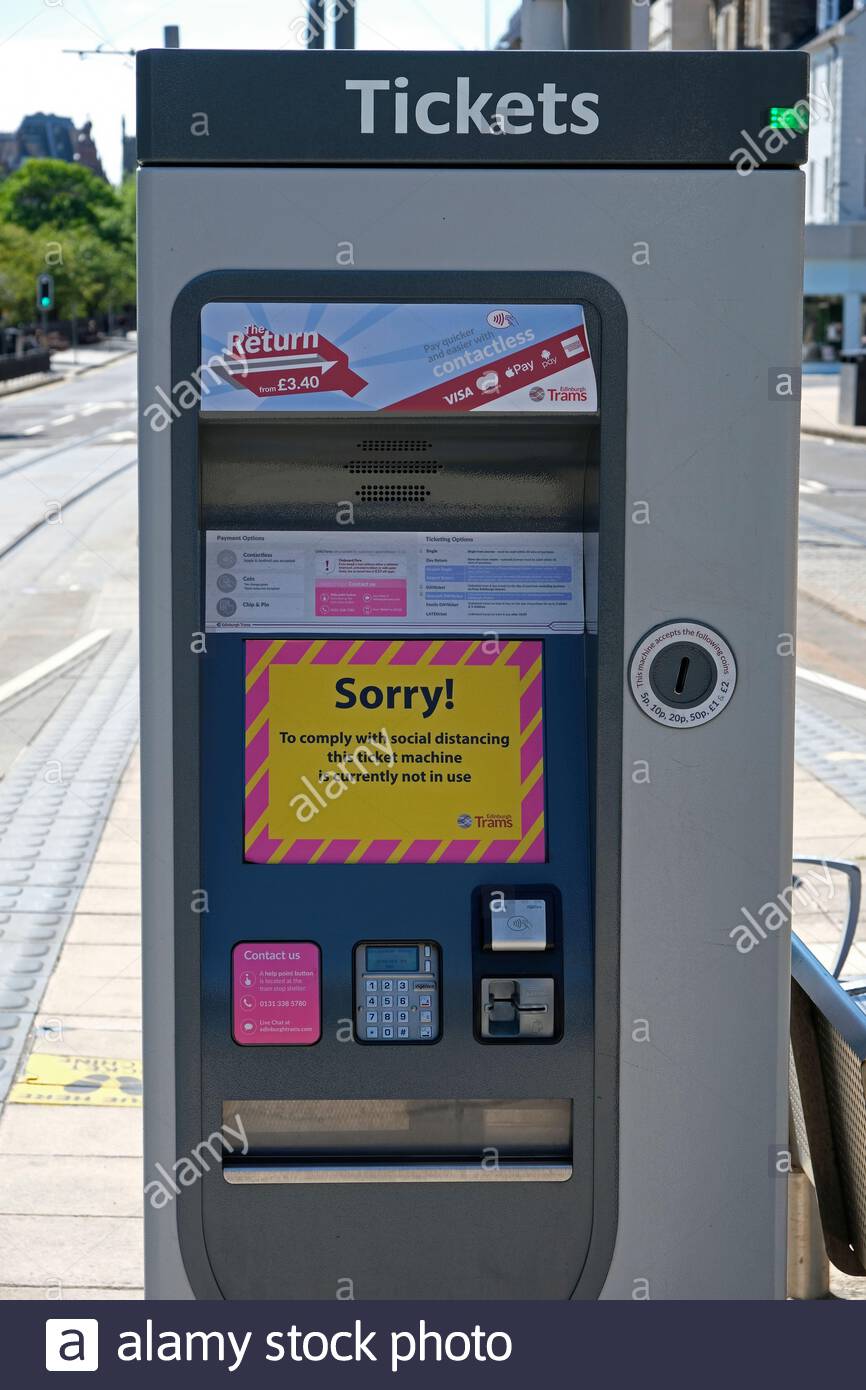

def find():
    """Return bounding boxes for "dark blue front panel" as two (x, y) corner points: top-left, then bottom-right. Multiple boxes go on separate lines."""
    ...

(196, 632), (594, 1299)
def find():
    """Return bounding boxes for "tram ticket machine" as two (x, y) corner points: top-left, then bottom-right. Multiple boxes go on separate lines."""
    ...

(137, 47), (807, 1299)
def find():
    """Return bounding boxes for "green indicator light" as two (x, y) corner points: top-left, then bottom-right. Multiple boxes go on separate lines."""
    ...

(769, 106), (809, 132)
(40, 296), (51, 307)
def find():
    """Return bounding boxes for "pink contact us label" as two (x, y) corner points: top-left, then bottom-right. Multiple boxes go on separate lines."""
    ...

(232, 942), (321, 1045)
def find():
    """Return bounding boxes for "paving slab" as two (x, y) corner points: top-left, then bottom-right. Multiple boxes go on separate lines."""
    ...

(64, 915), (140, 946)
(0, 1285), (143, 1300)
(74, 885), (141, 916)
(0, 1102), (141, 1157)
(39, 970), (140, 1019)
(91, 840), (141, 866)
(29, 1025), (142, 1059)
(33, 1010), (141, 1036)
(793, 767), (866, 860)
(50, 943), (141, 980)
(74, 863), (140, 890)
(0, 1154), (141, 1217)
(0, 1214), (142, 1288)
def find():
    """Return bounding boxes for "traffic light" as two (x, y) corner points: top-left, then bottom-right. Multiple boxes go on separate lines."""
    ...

(36, 273), (54, 312)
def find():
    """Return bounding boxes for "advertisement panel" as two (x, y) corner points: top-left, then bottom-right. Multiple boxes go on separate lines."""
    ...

(199, 301), (596, 413)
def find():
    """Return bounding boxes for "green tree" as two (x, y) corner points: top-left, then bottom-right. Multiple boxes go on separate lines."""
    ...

(50, 227), (136, 319)
(0, 158), (118, 234)
(95, 174), (135, 250)
(0, 222), (41, 325)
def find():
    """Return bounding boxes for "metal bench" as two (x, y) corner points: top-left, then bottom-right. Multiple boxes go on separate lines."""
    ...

(792, 858), (862, 979)
(789, 934), (866, 1294)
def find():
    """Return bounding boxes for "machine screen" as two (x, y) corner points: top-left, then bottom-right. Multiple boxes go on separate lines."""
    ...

(366, 946), (419, 974)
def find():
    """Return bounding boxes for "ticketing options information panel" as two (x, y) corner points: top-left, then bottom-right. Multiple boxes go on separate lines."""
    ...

(243, 638), (545, 866)
(206, 530), (583, 635)
(197, 301), (596, 414)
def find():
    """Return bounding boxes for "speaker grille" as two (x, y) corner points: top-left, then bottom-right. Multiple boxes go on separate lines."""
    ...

(357, 439), (432, 452)
(356, 484), (431, 503)
(345, 463), (441, 476)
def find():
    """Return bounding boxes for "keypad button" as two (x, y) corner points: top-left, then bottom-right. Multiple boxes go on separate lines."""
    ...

(397, 1010), (409, 1023)
(418, 994), (431, 1007)
(381, 979), (394, 991)
(382, 1026), (394, 1039)
(365, 979), (378, 992)
(420, 1009), (432, 1023)
(424, 960), (432, 972)
(398, 1026), (409, 1039)
(381, 1011), (393, 1023)
(366, 1010), (378, 1024)
(381, 995), (393, 1008)
(366, 1026), (378, 1039)
(424, 945), (431, 957)
(397, 978), (409, 991)
(420, 1026), (432, 1039)
(398, 995), (409, 1008)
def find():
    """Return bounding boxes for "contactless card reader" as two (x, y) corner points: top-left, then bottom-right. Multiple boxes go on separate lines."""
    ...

(479, 886), (555, 952)
(355, 941), (440, 1042)
(490, 898), (548, 951)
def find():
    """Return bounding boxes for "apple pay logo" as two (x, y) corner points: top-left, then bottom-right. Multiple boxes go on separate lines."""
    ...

(45, 1319), (99, 1372)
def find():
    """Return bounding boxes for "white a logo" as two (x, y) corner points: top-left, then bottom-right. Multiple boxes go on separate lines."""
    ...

(45, 1319), (99, 1372)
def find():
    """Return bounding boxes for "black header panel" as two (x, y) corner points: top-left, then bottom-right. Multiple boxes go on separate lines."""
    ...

(137, 48), (809, 169)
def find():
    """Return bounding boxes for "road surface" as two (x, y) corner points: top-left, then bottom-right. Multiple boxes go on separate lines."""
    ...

(0, 356), (137, 778)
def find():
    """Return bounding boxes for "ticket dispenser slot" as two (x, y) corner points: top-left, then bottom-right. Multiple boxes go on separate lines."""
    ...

(481, 978), (556, 1039)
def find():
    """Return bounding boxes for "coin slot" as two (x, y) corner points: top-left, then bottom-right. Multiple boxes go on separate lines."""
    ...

(648, 641), (716, 709)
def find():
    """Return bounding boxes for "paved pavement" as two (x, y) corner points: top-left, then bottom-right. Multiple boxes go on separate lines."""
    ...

(0, 749), (142, 1299)
(0, 357), (863, 1298)
(800, 375), (845, 436)
(0, 354), (141, 1297)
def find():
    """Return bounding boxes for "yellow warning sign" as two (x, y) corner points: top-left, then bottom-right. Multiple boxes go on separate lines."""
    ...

(10, 1054), (142, 1107)
(244, 638), (546, 865)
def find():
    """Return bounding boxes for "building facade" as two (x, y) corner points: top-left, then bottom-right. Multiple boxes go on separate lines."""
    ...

(712, 1), (819, 50)
(649, 0), (714, 49)
(0, 112), (106, 180)
(648, 0), (866, 356)
(802, 4), (866, 352)
(648, 0), (821, 49)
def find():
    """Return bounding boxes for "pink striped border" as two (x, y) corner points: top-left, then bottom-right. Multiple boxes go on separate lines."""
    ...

(244, 638), (545, 864)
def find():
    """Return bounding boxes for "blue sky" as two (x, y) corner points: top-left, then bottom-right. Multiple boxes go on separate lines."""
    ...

(0, 0), (518, 182)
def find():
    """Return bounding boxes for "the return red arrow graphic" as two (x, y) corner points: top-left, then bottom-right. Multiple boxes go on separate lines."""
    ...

(219, 335), (367, 399)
